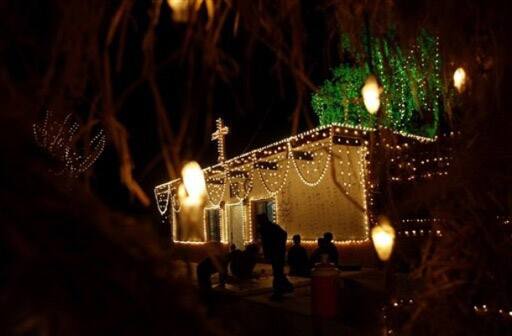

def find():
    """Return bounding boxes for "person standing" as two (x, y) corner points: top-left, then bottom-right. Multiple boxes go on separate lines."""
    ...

(287, 234), (310, 277)
(323, 232), (339, 266)
(257, 213), (293, 300)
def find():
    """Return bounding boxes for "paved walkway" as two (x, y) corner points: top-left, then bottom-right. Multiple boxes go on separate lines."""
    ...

(173, 261), (411, 335)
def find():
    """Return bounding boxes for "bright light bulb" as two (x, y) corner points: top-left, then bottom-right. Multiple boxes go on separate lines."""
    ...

(453, 67), (466, 92)
(361, 75), (382, 114)
(180, 161), (206, 206)
(371, 216), (396, 261)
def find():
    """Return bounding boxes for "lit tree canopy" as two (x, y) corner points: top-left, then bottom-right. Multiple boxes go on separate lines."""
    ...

(312, 30), (443, 138)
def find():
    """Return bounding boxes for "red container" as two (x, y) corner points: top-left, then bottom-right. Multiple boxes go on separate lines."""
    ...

(311, 261), (339, 318)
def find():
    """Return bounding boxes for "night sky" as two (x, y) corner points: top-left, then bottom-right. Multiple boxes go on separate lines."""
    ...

(90, 1), (336, 214)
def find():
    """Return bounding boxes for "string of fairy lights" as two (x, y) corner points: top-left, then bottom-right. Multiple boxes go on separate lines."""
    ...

(204, 174), (226, 206)
(33, 110), (106, 178)
(257, 147), (290, 195)
(154, 120), (450, 245)
(382, 298), (512, 334)
(156, 123), (379, 245)
(313, 30), (443, 139)
(230, 164), (254, 201)
(154, 184), (171, 215)
(289, 129), (332, 187)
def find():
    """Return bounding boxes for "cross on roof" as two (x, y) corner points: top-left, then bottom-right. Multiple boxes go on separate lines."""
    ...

(211, 118), (229, 163)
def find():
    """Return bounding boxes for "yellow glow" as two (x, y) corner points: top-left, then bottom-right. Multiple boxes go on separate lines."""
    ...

(453, 67), (466, 92)
(361, 75), (382, 114)
(167, 0), (191, 22)
(180, 161), (206, 206)
(371, 217), (396, 261)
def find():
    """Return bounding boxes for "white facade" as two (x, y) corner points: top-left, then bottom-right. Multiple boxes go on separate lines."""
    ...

(155, 124), (374, 247)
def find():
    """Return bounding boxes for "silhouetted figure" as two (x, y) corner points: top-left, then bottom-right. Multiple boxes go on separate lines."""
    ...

(323, 232), (339, 265)
(287, 234), (310, 277)
(227, 244), (242, 274)
(257, 213), (293, 300)
(230, 243), (259, 280)
(197, 256), (227, 290)
(310, 237), (329, 267)
(228, 243), (238, 254)
(196, 244), (228, 312)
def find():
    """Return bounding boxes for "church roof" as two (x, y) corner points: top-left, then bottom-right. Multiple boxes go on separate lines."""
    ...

(155, 122), (436, 192)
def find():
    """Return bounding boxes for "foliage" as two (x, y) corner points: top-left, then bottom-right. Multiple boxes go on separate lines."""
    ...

(312, 30), (443, 138)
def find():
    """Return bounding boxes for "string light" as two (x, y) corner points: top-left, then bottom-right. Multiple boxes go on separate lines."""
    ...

(154, 184), (170, 215)
(172, 241), (207, 245)
(294, 238), (370, 246)
(225, 159), (255, 201)
(33, 110), (106, 177)
(257, 148), (290, 195)
(156, 122), (442, 245)
(290, 129), (332, 187)
(382, 299), (512, 335)
(211, 118), (229, 163)
(313, 30), (442, 139)
(359, 146), (371, 239)
(205, 174), (226, 206)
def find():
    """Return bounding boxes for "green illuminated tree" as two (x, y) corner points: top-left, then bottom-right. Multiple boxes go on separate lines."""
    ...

(312, 30), (443, 138)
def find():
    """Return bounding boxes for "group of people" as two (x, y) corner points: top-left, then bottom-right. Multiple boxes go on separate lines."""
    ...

(197, 214), (340, 303)
(287, 232), (339, 277)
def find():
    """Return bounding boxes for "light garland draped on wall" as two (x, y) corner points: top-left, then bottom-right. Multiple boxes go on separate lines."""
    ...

(154, 123), (440, 245)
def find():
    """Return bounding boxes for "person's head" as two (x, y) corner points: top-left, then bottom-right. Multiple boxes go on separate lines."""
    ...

(230, 244), (237, 252)
(323, 232), (333, 243)
(292, 234), (301, 245)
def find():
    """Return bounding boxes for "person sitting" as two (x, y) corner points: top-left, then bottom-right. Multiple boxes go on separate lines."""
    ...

(196, 243), (229, 311)
(323, 232), (339, 266)
(310, 237), (329, 267)
(227, 244), (242, 274)
(230, 243), (259, 280)
(287, 234), (310, 277)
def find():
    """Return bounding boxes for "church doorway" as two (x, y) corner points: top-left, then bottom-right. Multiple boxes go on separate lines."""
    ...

(204, 207), (221, 242)
(226, 202), (245, 249)
(250, 198), (276, 243)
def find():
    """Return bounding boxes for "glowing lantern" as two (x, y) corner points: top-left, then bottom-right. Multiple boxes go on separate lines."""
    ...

(167, 0), (191, 22)
(453, 67), (467, 92)
(361, 75), (382, 114)
(175, 161), (206, 242)
(371, 217), (396, 261)
(180, 161), (206, 206)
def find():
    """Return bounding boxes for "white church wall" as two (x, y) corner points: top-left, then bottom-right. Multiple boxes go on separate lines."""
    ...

(169, 131), (370, 246)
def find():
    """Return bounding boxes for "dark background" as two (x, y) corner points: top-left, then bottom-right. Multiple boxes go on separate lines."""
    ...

(89, 1), (338, 214)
